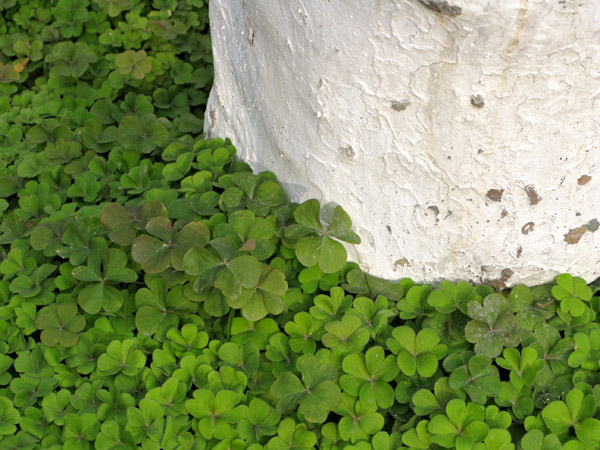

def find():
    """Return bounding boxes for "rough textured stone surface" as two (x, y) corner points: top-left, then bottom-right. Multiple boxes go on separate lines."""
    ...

(205, 0), (600, 286)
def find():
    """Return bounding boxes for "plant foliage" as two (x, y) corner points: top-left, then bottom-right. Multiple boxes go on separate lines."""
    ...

(1, 0), (600, 449)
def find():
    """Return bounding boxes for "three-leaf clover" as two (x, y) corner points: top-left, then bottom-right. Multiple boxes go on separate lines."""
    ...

(542, 389), (600, 447)
(340, 346), (399, 411)
(465, 294), (522, 358)
(285, 199), (360, 273)
(447, 354), (501, 405)
(496, 347), (544, 389)
(387, 326), (447, 377)
(73, 248), (137, 314)
(267, 418), (317, 450)
(34, 303), (86, 347)
(134, 278), (197, 339)
(428, 399), (489, 449)
(552, 273), (593, 317)
(97, 339), (146, 376)
(271, 354), (342, 423)
(336, 393), (385, 443)
(132, 217), (209, 273)
(185, 389), (248, 440)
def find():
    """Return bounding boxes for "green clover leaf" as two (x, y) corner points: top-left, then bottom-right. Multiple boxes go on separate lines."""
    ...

(340, 346), (399, 411)
(285, 199), (360, 273)
(34, 303), (86, 347)
(73, 248), (137, 314)
(97, 339), (146, 376)
(552, 273), (593, 317)
(465, 294), (522, 358)
(185, 389), (248, 440)
(271, 354), (342, 423)
(387, 326), (447, 377)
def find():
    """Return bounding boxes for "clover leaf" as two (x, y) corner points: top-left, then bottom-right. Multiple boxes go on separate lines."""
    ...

(134, 278), (197, 339)
(267, 418), (317, 450)
(132, 217), (209, 273)
(228, 264), (288, 321)
(448, 354), (501, 405)
(185, 389), (248, 440)
(44, 42), (97, 78)
(284, 311), (324, 355)
(465, 294), (522, 358)
(97, 339), (146, 376)
(100, 201), (168, 246)
(496, 347), (544, 389)
(568, 329), (600, 372)
(237, 398), (281, 443)
(285, 199), (360, 273)
(387, 326), (447, 377)
(428, 399), (489, 449)
(542, 389), (600, 447)
(336, 393), (385, 443)
(428, 280), (478, 314)
(0, 397), (20, 436)
(552, 273), (593, 317)
(412, 377), (466, 416)
(115, 50), (152, 80)
(62, 413), (100, 448)
(322, 313), (370, 359)
(183, 236), (262, 301)
(34, 303), (86, 347)
(340, 346), (399, 411)
(271, 353), (342, 423)
(73, 248), (137, 314)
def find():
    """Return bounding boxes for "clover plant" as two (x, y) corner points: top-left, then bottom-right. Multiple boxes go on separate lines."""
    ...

(1, 0), (600, 448)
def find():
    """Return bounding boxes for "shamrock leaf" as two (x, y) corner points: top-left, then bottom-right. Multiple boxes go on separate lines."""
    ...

(465, 294), (522, 358)
(284, 311), (324, 355)
(567, 329), (600, 371)
(97, 339), (146, 376)
(115, 50), (152, 79)
(496, 347), (544, 389)
(526, 322), (574, 377)
(62, 413), (100, 448)
(271, 354), (342, 423)
(228, 264), (288, 321)
(412, 377), (466, 416)
(134, 278), (197, 339)
(100, 201), (168, 246)
(267, 418), (317, 450)
(125, 398), (165, 443)
(237, 398), (281, 443)
(428, 280), (478, 314)
(403, 420), (434, 449)
(542, 389), (600, 447)
(428, 399), (489, 449)
(340, 346), (399, 411)
(0, 397), (20, 436)
(183, 236), (261, 301)
(132, 217), (210, 273)
(520, 430), (563, 450)
(73, 248), (137, 314)
(309, 286), (352, 321)
(387, 326), (447, 377)
(285, 199), (360, 273)
(448, 354), (501, 405)
(185, 389), (248, 440)
(34, 303), (86, 347)
(336, 393), (385, 443)
(44, 42), (97, 78)
(552, 273), (593, 317)
(322, 313), (370, 359)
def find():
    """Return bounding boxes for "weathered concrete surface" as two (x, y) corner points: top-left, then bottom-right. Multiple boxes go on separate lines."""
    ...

(205, 0), (600, 287)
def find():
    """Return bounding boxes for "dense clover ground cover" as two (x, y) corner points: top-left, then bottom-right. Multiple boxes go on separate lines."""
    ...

(2, 1), (600, 450)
